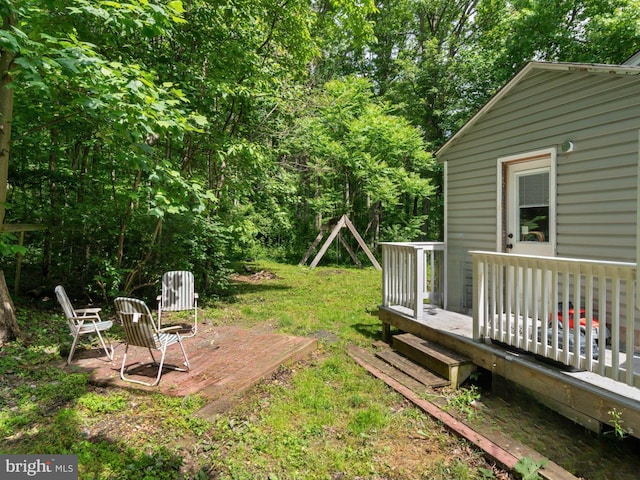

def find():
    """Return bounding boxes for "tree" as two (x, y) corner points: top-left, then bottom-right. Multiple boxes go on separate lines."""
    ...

(352, 0), (640, 146)
(0, 4), (14, 227)
(494, 0), (640, 75)
(308, 0), (378, 85)
(0, 0), (193, 339)
(0, 4), (21, 341)
(2, 0), (638, 316)
(277, 76), (437, 253)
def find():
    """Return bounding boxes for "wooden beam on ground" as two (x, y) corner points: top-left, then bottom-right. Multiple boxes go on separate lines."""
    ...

(348, 345), (578, 480)
(348, 345), (520, 471)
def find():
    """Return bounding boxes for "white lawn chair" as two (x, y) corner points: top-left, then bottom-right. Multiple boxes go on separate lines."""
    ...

(55, 285), (114, 365)
(156, 271), (198, 337)
(114, 297), (190, 387)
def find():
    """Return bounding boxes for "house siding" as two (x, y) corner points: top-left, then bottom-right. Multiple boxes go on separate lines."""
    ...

(440, 68), (640, 312)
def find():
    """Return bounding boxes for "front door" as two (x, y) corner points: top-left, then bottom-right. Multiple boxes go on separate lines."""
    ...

(499, 150), (557, 327)
(503, 152), (555, 257)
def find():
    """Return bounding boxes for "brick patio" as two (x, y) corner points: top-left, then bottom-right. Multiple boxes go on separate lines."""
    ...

(62, 321), (318, 420)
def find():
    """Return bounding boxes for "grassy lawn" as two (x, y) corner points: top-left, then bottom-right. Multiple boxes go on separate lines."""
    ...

(1, 261), (506, 479)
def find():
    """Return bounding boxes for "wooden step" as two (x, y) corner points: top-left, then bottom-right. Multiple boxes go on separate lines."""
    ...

(376, 350), (450, 388)
(392, 333), (475, 388)
(347, 345), (434, 397)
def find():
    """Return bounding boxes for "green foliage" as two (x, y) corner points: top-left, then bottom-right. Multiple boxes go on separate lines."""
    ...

(479, 466), (496, 479)
(77, 392), (129, 415)
(3, 0), (638, 309)
(379, 215), (431, 243)
(0, 232), (26, 258)
(0, 343), (58, 375)
(119, 447), (184, 480)
(444, 385), (481, 420)
(364, 0), (640, 149)
(310, 0), (378, 83)
(3, 0), (215, 299)
(276, 76), (438, 257)
(514, 456), (546, 480)
(78, 442), (184, 480)
(607, 407), (630, 439)
(497, 0), (640, 70)
(0, 369), (88, 438)
(348, 404), (390, 435)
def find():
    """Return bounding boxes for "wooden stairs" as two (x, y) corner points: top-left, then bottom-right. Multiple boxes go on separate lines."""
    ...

(370, 333), (476, 390)
(389, 333), (476, 389)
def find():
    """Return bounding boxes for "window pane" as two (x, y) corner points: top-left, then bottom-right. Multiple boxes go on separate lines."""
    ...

(519, 172), (549, 207)
(518, 171), (549, 242)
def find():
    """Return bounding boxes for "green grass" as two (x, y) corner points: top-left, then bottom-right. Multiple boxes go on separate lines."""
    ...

(1, 261), (500, 479)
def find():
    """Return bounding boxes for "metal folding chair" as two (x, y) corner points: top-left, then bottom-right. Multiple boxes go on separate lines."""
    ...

(157, 271), (199, 337)
(114, 296), (190, 387)
(55, 285), (113, 365)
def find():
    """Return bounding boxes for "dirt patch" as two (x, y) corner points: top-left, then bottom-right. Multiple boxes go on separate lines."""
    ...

(231, 269), (281, 283)
(311, 329), (340, 344)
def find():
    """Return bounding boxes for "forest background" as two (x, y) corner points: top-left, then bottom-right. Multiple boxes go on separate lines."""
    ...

(1, 0), (639, 309)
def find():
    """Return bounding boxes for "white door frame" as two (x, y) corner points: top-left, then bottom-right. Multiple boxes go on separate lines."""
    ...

(497, 148), (557, 256)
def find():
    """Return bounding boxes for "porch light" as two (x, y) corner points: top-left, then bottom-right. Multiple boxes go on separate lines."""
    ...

(560, 141), (574, 153)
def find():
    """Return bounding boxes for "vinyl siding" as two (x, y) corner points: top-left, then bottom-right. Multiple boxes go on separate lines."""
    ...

(441, 68), (640, 311)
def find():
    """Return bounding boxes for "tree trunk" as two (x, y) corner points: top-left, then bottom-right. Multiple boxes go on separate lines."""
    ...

(0, 11), (17, 226)
(0, 270), (21, 344)
(117, 169), (141, 266)
(0, 13), (19, 343)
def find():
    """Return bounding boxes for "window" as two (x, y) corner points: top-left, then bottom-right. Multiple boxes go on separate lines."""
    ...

(517, 170), (549, 242)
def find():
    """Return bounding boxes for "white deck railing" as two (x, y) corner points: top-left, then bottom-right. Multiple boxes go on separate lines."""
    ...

(472, 251), (639, 388)
(381, 242), (445, 320)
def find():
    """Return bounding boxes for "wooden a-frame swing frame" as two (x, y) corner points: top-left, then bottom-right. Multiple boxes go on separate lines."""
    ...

(299, 215), (381, 270)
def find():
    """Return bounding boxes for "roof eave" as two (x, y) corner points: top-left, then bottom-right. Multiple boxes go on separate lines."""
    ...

(435, 61), (640, 159)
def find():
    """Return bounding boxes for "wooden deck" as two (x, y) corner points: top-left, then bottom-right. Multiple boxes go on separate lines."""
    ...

(61, 322), (317, 419)
(379, 305), (640, 439)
